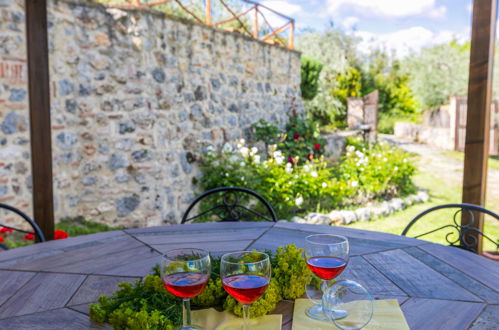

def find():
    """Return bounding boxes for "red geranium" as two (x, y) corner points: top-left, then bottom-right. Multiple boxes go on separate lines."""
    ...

(0, 227), (13, 233)
(0, 236), (4, 243)
(54, 230), (69, 240)
(293, 133), (300, 140)
(24, 233), (35, 241)
(314, 143), (321, 151)
(288, 156), (295, 164)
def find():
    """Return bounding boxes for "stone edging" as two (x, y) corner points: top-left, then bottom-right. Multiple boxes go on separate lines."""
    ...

(289, 190), (430, 225)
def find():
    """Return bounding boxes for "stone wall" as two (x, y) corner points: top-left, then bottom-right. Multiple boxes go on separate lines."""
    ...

(0, 0), (302, 227)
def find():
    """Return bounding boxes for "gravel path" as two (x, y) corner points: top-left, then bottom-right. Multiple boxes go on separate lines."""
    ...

(381, 134), (499, 205)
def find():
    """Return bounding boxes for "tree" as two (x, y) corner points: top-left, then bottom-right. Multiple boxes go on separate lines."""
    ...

(297, 28), (359, 125)
(401, 41), (469, 109)
(300, 57), (323, 100)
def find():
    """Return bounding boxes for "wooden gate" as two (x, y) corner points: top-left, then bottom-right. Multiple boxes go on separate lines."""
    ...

(455, 98), (499, 154)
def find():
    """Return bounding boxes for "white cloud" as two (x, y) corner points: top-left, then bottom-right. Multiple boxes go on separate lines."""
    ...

(327, 0), (446, 19)
(356, 26), (469, 57)
(429, 5), (447, 18)
(341, 16), (359, 30)
(259, 1), (302, 28)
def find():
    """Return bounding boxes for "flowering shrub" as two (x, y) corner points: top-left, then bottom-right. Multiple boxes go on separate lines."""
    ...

(200, 137), (416, 218)
(0, 227), (69, 250)
(251, 114), (325, 164)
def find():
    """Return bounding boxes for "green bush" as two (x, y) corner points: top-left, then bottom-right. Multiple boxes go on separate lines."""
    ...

(200, 136), (416, 218)
(301, 57), (323, 100)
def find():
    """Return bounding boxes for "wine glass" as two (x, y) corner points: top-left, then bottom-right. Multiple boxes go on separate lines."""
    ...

(220, 251), (271, 330)
(305, 234), (349, 321)
(160, 248), (211, 330)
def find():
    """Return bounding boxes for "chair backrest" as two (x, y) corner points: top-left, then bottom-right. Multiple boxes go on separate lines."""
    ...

(181, 187), (278, 224)
(0, 203), (46, 246)
(401, 203), (498, 253)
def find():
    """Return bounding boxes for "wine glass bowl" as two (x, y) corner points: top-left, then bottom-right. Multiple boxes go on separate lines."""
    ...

(304, 234), (349, 321)
(221, 251), (271, 330)
(160, 248), (211, 330)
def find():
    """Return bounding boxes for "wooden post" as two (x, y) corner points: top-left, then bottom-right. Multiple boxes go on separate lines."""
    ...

(25, 0), (55, 241)
(205, 0), (212, 25)
(462, 0), (497, 253)
(289, 20), (294, 49)
(253, 6), (258, 39)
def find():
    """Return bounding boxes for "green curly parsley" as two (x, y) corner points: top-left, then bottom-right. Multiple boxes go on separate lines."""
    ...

(90, 244), (310, 327)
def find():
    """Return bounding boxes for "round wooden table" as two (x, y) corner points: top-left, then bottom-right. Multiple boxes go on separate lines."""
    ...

(0, 221), (497, 329)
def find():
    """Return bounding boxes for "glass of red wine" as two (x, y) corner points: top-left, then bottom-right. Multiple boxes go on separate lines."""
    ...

(160, 248), (211, 330)
(305, 234), (349, 321)
(220, 251), (271, 330)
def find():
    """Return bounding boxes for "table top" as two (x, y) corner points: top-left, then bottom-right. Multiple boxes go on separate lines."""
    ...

(0, 221), (497, 329)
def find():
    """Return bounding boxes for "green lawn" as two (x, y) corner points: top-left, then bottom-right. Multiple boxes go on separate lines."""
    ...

(343, 155), (499, 251)
(442, 150), (499, 171)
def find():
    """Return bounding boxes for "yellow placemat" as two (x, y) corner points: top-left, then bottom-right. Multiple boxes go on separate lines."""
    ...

(192, 308), (282, 330)
(292, 299), (409, 330)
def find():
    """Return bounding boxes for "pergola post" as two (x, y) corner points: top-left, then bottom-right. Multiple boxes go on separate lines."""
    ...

(462, 0), (497, 253)
(25, 0), (55, 240)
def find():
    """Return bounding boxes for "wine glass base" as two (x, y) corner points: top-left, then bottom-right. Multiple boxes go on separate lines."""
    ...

(306, 304), (348, 321)
(177, 325), (205, 330)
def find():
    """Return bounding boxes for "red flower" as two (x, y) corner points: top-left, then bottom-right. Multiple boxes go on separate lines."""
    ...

(293, 133), (300, 140)
(0, 227), (13, 233)
(307, 153), (314, 161)
(54, 230), (69, 240)
(288, 156), (295, 164)
(24, 233), (35, 241)
(0, 236), (4, 243)
(314, 143), (321, 151)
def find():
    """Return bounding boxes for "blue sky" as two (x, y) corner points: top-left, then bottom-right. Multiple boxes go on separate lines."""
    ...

(260, 0), (475, 56)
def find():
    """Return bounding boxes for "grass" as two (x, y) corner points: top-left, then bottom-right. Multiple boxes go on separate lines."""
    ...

(343, 154), (499, 251)
(442, 150), (499, 171)
(55, 216), (118, 236)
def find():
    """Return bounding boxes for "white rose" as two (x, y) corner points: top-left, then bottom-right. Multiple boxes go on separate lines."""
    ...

(351, 181), (358, 187)
(295, 196), (303, 206)
(311, 171), (318, 178)
(322, 182), (327, 188)
(239, 147), (249, 157)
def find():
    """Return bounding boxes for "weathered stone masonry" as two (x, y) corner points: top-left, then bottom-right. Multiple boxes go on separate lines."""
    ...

(0, 0), (302, 227)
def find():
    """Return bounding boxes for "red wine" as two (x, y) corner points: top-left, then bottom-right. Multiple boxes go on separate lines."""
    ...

(222, 274), (269, 304)
(307, 256), (347, 280)
(163, 272), (209, 298)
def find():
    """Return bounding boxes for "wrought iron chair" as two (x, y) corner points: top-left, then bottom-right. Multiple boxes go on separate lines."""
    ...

(402, 203), (499, 253)
(181, 187), (278, 224)
(0, 203), (46, 250)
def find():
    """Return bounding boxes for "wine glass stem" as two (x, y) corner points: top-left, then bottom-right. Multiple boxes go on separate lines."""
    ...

(321, 279), (328, 293)
(182, 298), (192, 328)
(242, 304), (250, 330)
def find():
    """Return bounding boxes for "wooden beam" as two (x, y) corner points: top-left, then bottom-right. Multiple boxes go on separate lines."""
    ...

(205, 0), (211, 25)
(261, 22), (290, 41)
(213, 6), (254, 26)
(462, 0), (497, 253)
(25, 0), (54, 241)
(289, 20), (294, 49)
(253, 6), (258, 39)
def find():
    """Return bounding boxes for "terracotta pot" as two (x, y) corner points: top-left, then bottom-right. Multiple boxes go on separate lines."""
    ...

(482, 250), (499, 261)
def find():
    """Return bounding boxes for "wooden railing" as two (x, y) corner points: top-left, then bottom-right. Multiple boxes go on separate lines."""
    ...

(120, 0), (295, 49)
